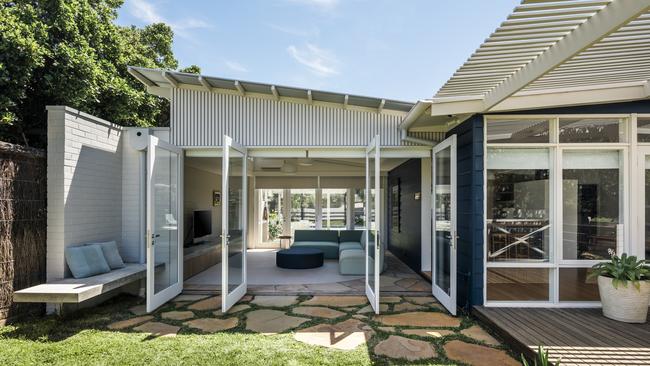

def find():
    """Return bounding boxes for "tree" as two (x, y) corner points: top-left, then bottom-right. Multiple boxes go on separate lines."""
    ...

(0, 0), (192, 148)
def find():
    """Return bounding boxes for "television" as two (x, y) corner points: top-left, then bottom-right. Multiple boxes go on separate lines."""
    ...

(193, 210), (212, 240)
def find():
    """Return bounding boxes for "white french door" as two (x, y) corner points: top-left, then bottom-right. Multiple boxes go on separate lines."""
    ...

(146, 136), (183, 313)
(432, 135), (457, 315)
(221, 135), (248, 312)
(365, 135), (381, 313)
(637, 147), (650, 261)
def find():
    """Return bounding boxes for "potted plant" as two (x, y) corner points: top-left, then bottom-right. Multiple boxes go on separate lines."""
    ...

(589, 250), (650, 323)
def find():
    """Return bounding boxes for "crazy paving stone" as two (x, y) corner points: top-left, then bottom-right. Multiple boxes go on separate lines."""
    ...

(245, 310), (309, 334)
(187, 296), (221, 311)
(352, 314), (368, 320)
(250, 295), (298, 307)
(444, 340), (520, 366)
(378, 326), (396, 332)
(133, 321), (180, 337)
(294, 318), (375, 350)
(226, 304), (250, 314)
(184, 317), (238, 333)
(379, 296), (402, 304)
(107, 315), (153, 330)
(172, 294), (208, 302)
(403, 296), (438, 305)
(292, 306), (346, 319)
(373, 335), (437, 361)
(161, 311), (194, 321)
(401, 328), (454, 338)
(357, 304), (388, 314)
(461, 325), (500, 346)
(392, 302), (426, 312)
(239, 295), (254, 302)
(128, 305), (147, 316)
(375, 311), (460, 327)
(301, 296), (368, 307)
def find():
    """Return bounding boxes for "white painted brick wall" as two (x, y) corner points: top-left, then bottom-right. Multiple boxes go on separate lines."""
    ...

(46, 106), (124, 280)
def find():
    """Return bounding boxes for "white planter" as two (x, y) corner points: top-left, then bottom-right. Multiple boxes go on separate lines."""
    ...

(598, 276), (650, 323)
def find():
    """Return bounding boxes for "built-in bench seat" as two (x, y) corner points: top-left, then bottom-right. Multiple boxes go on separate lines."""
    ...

(13, 263), (151, 304)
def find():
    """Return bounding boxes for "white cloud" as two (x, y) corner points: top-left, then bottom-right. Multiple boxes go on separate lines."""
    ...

(127, 0), (210, 37)
(287, 43), (339, 77)
(267, 23), (320, 37)
(224, 60), (248, 73)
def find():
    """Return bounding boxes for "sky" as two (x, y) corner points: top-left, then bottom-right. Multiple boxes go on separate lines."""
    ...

(116, 0), (521, 102)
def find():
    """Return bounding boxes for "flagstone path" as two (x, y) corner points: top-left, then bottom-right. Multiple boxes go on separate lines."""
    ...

(106, 294), (520, 364)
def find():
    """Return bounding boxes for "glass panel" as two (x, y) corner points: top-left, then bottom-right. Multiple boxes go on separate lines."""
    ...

(646, 156), (650, 260)
(227, 147), (244, 292)
(486, 119), (550, 143)
(486, 268), (549, 301)
(639, 118), (650, 143)
(486, 148), (550, 262)
(322, 189), (347, 229)
(354, 188), (365, 229)
(290, 189), (316, 234)
(434, 146), (452, 295)
(559, 118), (621, 143)
(367, 149), (376, 293)
(559, 268), (599, 301)
(260, 189), (283, 246)
(152, 146), (179, 294)
(562, 150), (619, 260)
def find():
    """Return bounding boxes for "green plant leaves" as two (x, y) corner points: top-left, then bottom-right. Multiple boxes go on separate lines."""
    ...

(590, 252), (650, 291)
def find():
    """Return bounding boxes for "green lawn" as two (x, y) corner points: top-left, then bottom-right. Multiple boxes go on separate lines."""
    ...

(0, 295), (517, 365)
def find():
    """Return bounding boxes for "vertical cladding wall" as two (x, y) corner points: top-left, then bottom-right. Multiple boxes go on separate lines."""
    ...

(387, 159), (422, 273)
(447, 115), (484, 308)
(46, 106), (124, 280)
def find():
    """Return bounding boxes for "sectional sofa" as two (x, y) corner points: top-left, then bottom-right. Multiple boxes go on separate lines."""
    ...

(291, 230), (385, 275)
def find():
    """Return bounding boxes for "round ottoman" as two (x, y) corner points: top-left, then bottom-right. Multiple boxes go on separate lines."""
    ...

(276, 247), (324, 269)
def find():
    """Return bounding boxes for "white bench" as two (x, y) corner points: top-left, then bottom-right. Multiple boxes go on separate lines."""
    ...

(13, 263), (149, 303)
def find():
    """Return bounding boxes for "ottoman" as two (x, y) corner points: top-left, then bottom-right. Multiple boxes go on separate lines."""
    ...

(276, 247), (324, 269)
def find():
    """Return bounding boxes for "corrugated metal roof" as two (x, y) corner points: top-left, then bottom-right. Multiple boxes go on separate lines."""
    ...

(435, 0), (650, 98)
(128, 66), (414, 113)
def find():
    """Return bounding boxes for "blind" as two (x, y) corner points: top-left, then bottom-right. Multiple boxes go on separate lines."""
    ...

(487, 148), (550, 170)
(255, 176), (318, 189)
(320, 176), (365, 189)
(563, 150), (620, 170)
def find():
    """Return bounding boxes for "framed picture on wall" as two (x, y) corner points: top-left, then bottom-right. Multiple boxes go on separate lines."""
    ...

(213, 190), (221, 206)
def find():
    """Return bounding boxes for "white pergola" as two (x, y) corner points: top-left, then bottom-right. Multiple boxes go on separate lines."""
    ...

(404, 0), (650, 131)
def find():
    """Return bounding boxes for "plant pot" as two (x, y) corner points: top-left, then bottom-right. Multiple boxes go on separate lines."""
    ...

(597, 276), (650, 323)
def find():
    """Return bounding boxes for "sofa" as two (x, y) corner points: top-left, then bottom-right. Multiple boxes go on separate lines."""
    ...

(291, 230), (385, 275)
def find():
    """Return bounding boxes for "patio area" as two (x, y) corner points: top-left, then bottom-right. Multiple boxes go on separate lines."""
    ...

(474, 306), (650, 366)
(0, 295), (519, 365)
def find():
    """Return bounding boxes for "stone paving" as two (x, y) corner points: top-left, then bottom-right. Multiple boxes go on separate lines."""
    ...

(107, 294), (521, 364)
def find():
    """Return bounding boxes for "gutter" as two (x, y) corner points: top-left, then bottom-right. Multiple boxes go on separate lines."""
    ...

(399, 100), (435, 146)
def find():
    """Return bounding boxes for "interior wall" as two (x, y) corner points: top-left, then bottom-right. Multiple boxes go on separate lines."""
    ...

(387, 159), (422, 273)
(183, 163), (222, 244)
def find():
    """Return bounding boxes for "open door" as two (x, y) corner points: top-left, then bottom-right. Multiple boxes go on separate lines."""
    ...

(221, 135), (248, 312)
(146, 136), (183, 313)
(365, 135), (381, 313)
(431, 135), (457, 315)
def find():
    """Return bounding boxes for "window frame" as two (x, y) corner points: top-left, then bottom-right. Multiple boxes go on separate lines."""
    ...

(483, 114), (631, 308)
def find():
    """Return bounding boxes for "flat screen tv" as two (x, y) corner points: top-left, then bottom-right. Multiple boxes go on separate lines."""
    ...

(193, 210), (212, 239)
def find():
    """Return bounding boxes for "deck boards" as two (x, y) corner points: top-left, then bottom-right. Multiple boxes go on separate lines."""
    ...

(474, 306), (650, 366)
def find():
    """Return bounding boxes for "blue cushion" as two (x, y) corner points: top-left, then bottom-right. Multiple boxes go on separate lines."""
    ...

(291, 241), (339, 259)
(339, 242), (363, 253)
(294, 230), (339, 242)
(65, 245), (111, 279)
(338, 230), (363, 243)
(87, 241), (124, 269)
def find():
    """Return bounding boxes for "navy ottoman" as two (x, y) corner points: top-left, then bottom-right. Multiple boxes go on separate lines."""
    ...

(276, 247), (324, 269)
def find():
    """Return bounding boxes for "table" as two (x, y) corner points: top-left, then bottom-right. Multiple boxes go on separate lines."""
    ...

(278, 235), (292, 249)
(276, 247), (324, 269)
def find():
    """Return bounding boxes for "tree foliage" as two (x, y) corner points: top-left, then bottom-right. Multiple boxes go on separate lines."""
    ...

(0, 0), (191, 147)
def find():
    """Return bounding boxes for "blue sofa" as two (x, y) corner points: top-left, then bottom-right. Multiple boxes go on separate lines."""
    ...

(291, 229), (384, 275)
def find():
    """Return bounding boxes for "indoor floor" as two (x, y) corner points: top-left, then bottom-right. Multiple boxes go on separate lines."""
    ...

(184, 249), (431, 295)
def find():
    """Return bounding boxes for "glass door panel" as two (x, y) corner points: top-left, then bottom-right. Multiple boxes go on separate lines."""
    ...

(432, 135), (457, 315)
(365, 135), (380, 313)
(222, 135), (247, 312)
(146, 136), (183, 313)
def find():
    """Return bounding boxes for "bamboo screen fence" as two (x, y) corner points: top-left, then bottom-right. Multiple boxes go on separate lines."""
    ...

(0, 142), (46, 324)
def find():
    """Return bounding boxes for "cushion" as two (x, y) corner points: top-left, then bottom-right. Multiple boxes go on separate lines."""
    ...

(338, 230), (363, 243)
(87, 241), (124, 269)
(293, 230), (339, 242)
(339, 242), (363, 253)
(339, 249), (366, 275)
(65, 245), (111, 279)
(292, 240), (339, 259)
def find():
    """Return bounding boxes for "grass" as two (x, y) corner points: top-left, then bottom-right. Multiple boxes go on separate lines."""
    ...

(0, 294), (516, 365)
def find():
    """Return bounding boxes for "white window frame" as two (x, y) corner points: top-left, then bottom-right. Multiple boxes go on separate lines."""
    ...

(483, 114), (632, 308)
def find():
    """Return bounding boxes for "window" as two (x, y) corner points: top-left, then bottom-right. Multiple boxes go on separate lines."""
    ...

(486, 148), (550, 262)
(638, 117), (650, 143)
(485, 116), (628, 305)
(353, 189), (365, 229)
(290, 189), (316, 233)
(321, 189), (347, 229)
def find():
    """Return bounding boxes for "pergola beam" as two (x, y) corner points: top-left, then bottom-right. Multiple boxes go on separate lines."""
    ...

(270, 85), (280, 100)
(234, 80), (245, 96)
(198, 76), (213, 92)
(162, 71), (178, 88)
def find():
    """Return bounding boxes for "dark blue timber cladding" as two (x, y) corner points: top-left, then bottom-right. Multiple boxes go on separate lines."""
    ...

(387, 159), (422, 273)
(447, 115), (484, 309)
